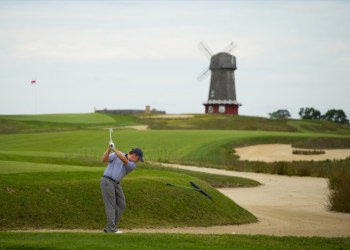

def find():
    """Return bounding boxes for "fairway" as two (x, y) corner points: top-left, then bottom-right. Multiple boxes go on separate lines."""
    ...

(0, 129), (347, 163)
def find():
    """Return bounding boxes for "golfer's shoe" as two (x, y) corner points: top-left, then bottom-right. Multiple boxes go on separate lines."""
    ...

(103, 228), (123, 234)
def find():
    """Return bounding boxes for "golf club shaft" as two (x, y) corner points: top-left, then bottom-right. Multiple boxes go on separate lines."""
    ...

(166, 183), (200, 191)
(109, 128), (113, 142)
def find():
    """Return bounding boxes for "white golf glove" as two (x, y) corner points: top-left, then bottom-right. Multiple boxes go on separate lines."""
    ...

(109, 142), (115, 150)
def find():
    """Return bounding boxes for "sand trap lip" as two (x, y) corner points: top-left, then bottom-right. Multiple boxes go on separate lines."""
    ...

(234, 144), (350, 162)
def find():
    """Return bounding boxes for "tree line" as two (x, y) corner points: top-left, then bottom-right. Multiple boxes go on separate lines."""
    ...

(269, 107), (349, 124)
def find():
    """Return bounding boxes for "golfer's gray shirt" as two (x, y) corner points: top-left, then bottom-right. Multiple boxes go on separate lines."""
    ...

(103, 151), (136, 182)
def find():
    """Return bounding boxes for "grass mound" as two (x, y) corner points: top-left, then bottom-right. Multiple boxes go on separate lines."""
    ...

(0, 160), (256, 230)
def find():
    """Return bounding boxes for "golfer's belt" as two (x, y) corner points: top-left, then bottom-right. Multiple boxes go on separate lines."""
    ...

(102, 175), (120, 184)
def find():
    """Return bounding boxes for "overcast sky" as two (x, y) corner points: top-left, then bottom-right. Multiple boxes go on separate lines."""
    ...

(1, 0), (349, 118)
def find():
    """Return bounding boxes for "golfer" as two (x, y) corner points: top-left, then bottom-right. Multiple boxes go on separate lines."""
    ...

(100, 143), (143, 233)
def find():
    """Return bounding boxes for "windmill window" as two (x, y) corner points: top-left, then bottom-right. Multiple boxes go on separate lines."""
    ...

(210, 90), (215, 98)
(208, 106), (214, 113)
(219, 105), (225, 113)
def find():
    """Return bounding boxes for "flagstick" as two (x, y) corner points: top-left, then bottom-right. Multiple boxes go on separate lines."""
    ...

(31, 78), (38, 114)
(35, 83), (38, 114)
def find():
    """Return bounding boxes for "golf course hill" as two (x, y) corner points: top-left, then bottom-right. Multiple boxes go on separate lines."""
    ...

(0, 112), (349, 230)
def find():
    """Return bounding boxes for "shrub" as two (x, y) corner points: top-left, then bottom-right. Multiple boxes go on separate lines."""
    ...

(292, 149), (325, 155)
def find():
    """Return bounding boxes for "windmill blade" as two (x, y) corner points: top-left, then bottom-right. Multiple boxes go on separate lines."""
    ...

(224, 41), (237, 54)
(197, 68), (210, 81)
(198, 41), (213, 59)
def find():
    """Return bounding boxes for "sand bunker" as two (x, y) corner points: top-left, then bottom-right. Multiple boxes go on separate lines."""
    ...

(234, 144), (350, 162)
(151, 163), (350, 237)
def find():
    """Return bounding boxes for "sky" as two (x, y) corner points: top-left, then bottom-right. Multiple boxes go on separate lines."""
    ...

(0, 0), (350, 118)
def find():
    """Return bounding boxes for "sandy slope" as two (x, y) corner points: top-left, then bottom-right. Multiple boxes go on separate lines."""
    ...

(129, 163), (350, 237)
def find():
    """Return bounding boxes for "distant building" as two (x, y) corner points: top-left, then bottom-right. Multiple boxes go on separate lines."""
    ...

(95, 106), (166, 115)
(199, 42), (242, 115)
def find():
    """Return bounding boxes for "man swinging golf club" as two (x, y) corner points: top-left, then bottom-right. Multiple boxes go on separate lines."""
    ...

(100, 128), (143, 233)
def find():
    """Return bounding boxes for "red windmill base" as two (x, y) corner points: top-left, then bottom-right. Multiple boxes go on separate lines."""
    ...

(203, 101), (240, 115)
(204, 104), (239, 115)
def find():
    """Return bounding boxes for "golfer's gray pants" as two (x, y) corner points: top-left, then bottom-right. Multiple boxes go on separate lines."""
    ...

(100, 177), (126, 231)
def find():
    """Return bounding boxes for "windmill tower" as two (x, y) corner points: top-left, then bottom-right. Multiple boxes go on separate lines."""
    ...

(198, 42), (241, 114)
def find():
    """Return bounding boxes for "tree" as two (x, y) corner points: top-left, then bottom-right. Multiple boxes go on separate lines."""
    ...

(269, 109), (291, 119)
(322, 109), (349, 124)
(299, 107), (321, 120)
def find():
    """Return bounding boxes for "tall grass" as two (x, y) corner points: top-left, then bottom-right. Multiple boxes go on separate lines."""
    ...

(328, 170), (350, 213)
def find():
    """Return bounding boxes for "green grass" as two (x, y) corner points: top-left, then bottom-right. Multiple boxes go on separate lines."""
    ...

(0, 233), (349, 250)
(0, 160), (257, 230)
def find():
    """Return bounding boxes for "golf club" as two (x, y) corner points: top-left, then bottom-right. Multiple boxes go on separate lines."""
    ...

(166, 182), (213, 200)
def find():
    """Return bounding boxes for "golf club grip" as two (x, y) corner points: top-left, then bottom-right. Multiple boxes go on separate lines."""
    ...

(190, 181), (213, 200)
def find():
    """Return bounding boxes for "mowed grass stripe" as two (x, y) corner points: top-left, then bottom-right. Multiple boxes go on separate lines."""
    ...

(0, 233), (349, 250)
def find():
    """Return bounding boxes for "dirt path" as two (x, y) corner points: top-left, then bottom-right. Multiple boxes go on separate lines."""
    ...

(132, 163), (350, 237)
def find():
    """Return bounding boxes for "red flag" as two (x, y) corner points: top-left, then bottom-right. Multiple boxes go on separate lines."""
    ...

(31, 80), (36, 84)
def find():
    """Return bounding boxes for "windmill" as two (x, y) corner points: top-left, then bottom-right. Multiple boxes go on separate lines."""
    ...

(198, 41), (241, 115)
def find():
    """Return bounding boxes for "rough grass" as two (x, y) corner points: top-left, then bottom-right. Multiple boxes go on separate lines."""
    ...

(0, 233), (349, 250)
